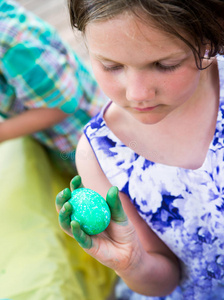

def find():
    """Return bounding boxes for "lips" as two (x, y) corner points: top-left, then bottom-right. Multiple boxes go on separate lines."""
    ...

(132, 105), (157, 112)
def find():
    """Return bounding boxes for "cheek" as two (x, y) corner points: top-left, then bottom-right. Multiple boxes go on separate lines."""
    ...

(164, 68), (200, 99)
(92, 67), (124, 99)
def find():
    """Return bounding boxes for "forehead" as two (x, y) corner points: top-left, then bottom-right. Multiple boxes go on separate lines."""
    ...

(85, 12), (190, 62)
(86, 12), (172, 43)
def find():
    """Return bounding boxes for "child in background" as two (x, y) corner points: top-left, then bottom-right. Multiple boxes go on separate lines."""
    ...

(57, 0), (224, 299)
(0, 0), (107, 174)
(0, 1), (116, 299)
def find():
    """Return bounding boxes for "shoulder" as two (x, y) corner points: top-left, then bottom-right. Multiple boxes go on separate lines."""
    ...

(76, 134), (112, 198)
(75, 134), (99, 179)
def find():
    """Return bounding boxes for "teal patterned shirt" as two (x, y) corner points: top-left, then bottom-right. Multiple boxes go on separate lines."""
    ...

(0, 0), (107, 172)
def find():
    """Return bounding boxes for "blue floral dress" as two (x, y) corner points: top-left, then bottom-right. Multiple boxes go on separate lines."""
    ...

(84, 56), (224, 300)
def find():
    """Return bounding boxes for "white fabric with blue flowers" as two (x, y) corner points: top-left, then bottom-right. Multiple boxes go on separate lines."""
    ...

(84, 56), (224, 300)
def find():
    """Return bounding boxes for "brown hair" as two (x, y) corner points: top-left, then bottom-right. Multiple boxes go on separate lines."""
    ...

(68, 0), (224, 68)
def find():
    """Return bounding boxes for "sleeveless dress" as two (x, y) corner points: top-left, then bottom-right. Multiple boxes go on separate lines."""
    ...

(84, 56), (224, 300)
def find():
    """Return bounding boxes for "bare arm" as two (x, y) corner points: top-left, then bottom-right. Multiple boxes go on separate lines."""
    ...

(73, 134), (180, 297)
(0, 107), (68, 142)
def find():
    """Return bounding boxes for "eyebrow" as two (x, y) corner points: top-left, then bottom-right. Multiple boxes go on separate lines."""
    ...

(93, 51), (190, 64)
(93, 54), (118, 63)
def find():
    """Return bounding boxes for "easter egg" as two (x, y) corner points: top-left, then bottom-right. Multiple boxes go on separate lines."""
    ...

(68, 188), (111, 235)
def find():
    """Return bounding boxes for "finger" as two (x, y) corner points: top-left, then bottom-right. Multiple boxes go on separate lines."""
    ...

(71, 220), (93, 249)
(56, 188), (71, 212)
(70, 175), (83, 191)
(58, 201), (73, 233)
(106, 186), (127, 223)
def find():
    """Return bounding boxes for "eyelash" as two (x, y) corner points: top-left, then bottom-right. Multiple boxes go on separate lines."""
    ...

(155, 62), (181, 72)
(102, 65), (122, 72)
(102, 62), (181, 73)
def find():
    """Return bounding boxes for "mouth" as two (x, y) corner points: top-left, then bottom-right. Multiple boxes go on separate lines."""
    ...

(132, 105), (157, 112)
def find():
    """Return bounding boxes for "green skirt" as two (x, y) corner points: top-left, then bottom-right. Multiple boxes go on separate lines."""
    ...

(0, 137), (116, 300)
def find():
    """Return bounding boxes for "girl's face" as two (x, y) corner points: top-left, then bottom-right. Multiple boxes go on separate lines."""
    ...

(85, 13), (206, 124)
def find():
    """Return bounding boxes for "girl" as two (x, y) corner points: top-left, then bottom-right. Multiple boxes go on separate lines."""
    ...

(57, 1), (224, 299)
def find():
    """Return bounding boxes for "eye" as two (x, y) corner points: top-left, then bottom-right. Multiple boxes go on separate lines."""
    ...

(155, 62), (181, 72)
(102, 64), (123, 72)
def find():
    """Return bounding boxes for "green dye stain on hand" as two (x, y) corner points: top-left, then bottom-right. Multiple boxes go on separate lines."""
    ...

(68, 188), (111, 235)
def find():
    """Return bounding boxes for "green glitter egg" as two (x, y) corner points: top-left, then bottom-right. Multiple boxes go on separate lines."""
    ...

(68, 188), (111, 235)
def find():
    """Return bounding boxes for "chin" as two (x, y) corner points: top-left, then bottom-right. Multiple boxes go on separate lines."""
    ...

(134, 114), (166, 125)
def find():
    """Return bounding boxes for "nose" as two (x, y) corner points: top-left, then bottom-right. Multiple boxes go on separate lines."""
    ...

(125, 70), (156, 102)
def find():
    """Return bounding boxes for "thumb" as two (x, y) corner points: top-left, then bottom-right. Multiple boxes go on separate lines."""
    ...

(70, 175), (83, 191)
(106, 186), (127, 223)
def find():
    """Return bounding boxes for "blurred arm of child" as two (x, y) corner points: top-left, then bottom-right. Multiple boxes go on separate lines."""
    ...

(0, 107), (67, 142)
